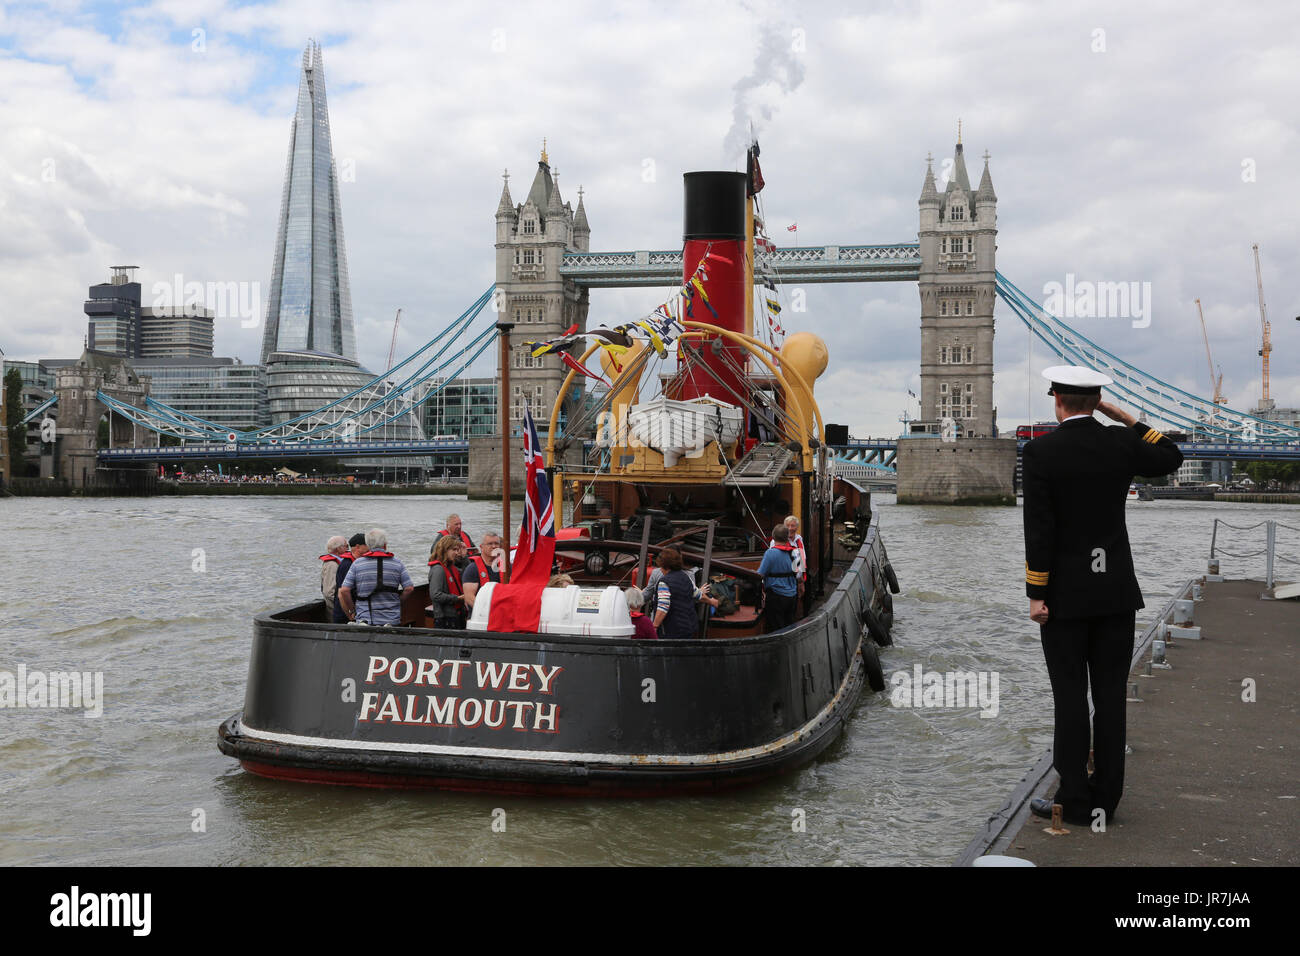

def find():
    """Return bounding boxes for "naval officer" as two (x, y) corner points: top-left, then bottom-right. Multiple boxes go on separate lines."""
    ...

(1022, 366), (1183, 827)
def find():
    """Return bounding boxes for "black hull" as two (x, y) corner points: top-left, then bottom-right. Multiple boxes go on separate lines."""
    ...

(218, 516), (896, 794)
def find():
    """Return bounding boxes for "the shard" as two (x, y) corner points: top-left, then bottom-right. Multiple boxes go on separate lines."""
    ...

(261, 40), (357, 365)
(259, 42), (425, 469)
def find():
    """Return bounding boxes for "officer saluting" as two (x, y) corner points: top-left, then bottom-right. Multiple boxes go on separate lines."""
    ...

(1023, 366), (1183, 827)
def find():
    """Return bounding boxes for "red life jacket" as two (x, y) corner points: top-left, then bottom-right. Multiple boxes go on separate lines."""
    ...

(428, 559), (465, 607)
(319, 553), (341, 563)
(428, 559), (466, 621)
(362, 550), (394, 559)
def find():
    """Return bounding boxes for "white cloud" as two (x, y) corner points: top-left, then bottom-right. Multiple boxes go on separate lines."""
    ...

(0, 0), (1296, 439)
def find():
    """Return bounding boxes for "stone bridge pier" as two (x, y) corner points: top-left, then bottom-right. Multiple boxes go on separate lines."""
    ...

(54, 349), (150, 486)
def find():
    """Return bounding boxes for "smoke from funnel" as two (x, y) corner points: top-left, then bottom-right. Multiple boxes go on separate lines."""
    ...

(722, 23), (807, 162)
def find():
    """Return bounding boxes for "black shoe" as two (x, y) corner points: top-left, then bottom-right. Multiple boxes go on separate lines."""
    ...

(1031, 797), (1094, 827)
(1029, 797), (1056, 819)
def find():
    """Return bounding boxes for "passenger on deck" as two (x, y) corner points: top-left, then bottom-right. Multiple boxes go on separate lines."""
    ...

(462, 531), (502, 610)
(759, 525), (800, 633)
(547, 574), (575, 588)
(651, 547), (719, 640)
(770, 516), (807, 584)
(772, 514), (808, 610)
(640, 564), (665, 615)
(333, 533), (368, 623)
(433, 513), (482, 571)
(624, 588), (658, 640)
(319, 536), (348, 618)
(428, 535), (470, 628)
(338, 529), (414, 626)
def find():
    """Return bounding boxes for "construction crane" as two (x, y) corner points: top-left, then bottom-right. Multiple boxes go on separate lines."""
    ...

(1252, 244), (1272, 411)
(385, 308), (403, 375)
(1195, 299), (1225, 421)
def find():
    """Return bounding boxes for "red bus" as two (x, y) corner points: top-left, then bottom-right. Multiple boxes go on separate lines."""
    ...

(1016, 422), (1058, 440)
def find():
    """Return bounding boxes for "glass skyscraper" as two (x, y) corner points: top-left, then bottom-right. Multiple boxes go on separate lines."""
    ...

(260, 41), (357, 365)
(258, 40), (425, 472)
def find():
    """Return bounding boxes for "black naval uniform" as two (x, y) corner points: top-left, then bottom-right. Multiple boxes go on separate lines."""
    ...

(1023, 416), (1182, 824)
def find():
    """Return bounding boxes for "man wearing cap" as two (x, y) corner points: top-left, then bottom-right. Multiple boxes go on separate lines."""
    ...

(333, 533), (368, 623)
(1023, 366), (1183, 828)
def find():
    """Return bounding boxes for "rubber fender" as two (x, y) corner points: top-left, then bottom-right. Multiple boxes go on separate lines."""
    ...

(883, 562), (900, 594)
(861, 603), (893, 648)
(862, 640), (886, 693)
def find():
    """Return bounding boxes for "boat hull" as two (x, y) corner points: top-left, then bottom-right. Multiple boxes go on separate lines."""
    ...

(218, 517), (896, 794)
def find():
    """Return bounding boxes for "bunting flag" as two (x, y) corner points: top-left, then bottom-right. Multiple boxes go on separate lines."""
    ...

(690, 275), (720, 319)
(633, 320), (667, 357)
(561, 351), (612, 386)
(599, 344), (625, 374)
(765, 297), (782, 315)
(522, 323), (582, 357)
(747, 141), (764, 196)
(588, 328), (634, 349)
(761, 276), (777, 292)
(513, 246), (724, 364)
(755, 236), (776, 254)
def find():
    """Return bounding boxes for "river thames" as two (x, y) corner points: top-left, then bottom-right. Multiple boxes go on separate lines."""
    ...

(1, 494), (1291, 866)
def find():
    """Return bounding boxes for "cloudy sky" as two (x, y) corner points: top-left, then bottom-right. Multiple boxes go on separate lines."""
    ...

(1, 0), (1296, 436)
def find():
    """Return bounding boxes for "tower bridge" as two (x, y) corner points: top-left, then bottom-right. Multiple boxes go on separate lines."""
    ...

(559, 243), (922, 287)
(29, 119), (1297, 493)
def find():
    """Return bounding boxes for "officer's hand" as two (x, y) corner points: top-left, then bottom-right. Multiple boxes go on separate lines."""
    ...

(1029, 599), (1049, 624)
(1096, 401), (1135, 426)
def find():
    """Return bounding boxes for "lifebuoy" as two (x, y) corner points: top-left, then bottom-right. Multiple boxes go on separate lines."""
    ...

(861, 604), (892, 648)
(584, 550), (609, 576)
(862, 640), (886, 692)
(883, 562), (900, 594)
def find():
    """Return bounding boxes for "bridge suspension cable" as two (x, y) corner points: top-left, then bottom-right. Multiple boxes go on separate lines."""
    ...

(995, 273), (1300, 444)
(91, 287), (498, 444)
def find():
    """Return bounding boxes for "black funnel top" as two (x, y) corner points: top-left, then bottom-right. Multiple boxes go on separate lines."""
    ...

(683, 171), (747, 241)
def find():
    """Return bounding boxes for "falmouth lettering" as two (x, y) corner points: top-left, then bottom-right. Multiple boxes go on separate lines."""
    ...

(358, 656), (563, 733)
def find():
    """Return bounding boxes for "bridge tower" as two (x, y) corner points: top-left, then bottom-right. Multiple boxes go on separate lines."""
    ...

(493, 144), (591, 436)
(918, 130), (998, 438)
(53, 350), (150, 487)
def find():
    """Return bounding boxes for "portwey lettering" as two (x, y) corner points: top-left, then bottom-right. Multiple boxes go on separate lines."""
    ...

(358, 656), (564, 733)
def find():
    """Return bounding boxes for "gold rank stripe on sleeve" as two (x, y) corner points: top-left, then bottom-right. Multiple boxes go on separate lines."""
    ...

(1141, 426), (1166, 444)
(1025, 565), (1049, 586)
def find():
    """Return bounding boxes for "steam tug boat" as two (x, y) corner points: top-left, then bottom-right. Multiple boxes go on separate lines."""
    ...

(218, 152), (901, 795)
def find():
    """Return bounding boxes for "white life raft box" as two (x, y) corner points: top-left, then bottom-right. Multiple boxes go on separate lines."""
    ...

(467, 584), (635, 638)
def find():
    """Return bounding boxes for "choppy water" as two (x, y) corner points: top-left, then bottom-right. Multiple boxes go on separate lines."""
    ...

(0, 494), (1292, 865)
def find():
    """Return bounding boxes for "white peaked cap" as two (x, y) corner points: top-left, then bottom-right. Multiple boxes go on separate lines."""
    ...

(1041, 365), (1113, 388)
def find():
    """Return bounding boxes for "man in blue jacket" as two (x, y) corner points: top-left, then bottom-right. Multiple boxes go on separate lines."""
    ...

(758, 524), (801, 633)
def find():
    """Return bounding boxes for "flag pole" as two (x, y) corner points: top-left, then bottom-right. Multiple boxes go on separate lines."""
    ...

(498, 314), (514, 583)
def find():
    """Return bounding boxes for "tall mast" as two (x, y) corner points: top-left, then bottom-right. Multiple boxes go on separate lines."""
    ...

(744, 147), (755, 340)
(497, 314), (514, 581)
